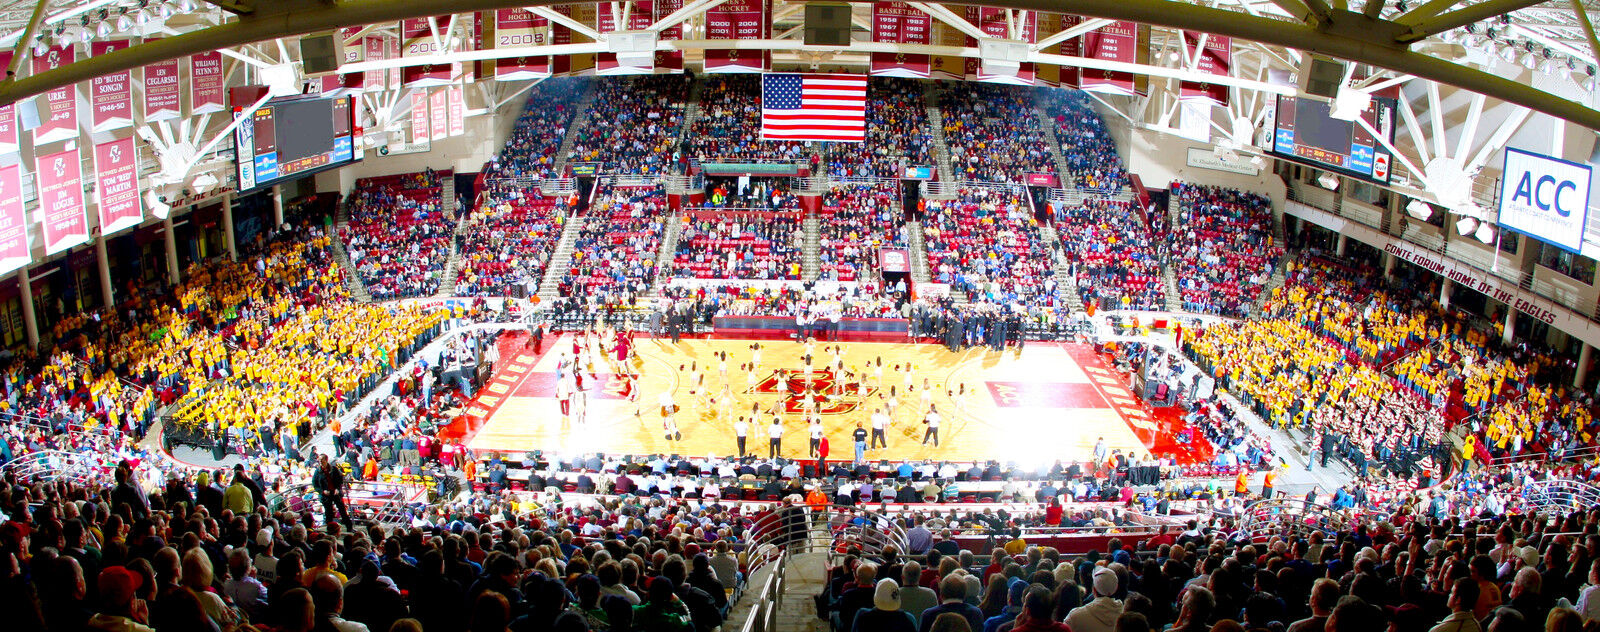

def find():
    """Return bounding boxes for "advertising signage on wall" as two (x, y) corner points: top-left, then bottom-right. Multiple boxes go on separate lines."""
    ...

(1497, 147), (1593, 255)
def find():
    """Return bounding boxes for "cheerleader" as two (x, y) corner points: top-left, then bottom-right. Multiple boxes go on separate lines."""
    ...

(903, 363), (915, 394)
(808, 415), (824, 456)
(921, 377), (935, 412)
(869, 357), (884, 388)
(749, 343), (763, 371)
(717, 351), (729, 380)
(885, 385), (900, 420)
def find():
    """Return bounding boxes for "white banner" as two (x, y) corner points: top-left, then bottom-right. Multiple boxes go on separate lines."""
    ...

(1498, 147), (1592, 254)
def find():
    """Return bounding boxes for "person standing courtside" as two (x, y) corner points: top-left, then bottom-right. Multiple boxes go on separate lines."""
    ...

(922, 405), (941, 447)
(734, 416), (749, 457)
(769, 415), (784, 458)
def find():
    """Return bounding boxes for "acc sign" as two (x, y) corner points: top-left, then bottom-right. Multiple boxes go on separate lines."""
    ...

(1499, 147), (1593, 254)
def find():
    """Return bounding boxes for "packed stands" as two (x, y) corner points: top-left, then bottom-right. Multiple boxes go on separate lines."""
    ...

(939, 83), (1057, 183)
(922, 187), (1062, 306)
(557, 186), (669, 305)
(479, 78), (588, 182)
(1055, 198), (1166, 311)
(1169, 183), (1282, 317)
(1037, 88), (1130, 192)
(670, 211), (805, 281)
(687, 75), (810, 164)
(455, 192), (570, 297)
(819, 78), (936, 179)
(566, 75), (689, 175)
(701, 179), (801, 210)
(342, 170), (455, 300)
(817, 182), (907, 282)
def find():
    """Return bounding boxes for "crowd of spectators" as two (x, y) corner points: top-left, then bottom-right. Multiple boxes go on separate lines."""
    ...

(343, 171), (454, 300)
(922, 188), (1062, 307)
(566, 76), (688, 175)
(1168, 183), (1281, 317)
(701, 179), (800, 210)
(1037, 89), (1129, 192)
(818, 183), (907, 282)
(939, 83), (1057, 183)
(455, 194), (571, 298)
(687, 75), (810, 164)
(1055, 199), (1166, 311)
(480, 78), (588, 182)
(670, 213), (804, 281)
(557, 187), (668, 306)
(820, 78), (936, 179)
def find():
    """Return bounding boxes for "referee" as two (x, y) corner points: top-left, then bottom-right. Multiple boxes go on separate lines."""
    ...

(768, 416), (784, 458)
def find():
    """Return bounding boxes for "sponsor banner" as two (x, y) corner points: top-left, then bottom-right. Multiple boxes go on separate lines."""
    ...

(448, 85), (466, 136)
(144, 49), (182, 122)
(1499, 147), (1593, 254)
(0, 53), (13, 153)
(490, 9), (551, 80)
(35, 147), (89, 254)
(32, 45), (79, 145)
(1185, 147), (1258, 175)
(0, 165), (27, 275)
(94, 137), (143, 235)
(1025, 173), (1059, 187)
(401, 17), (455, 86)
(429, 87), (449, 142)
(653, 0), (685, 72)
(878, 248), (910, 273)
(189, 50), (226, 114)
(411, 90), (429, 143)
(704, 0), (768, 73)
(550, 4), (597, 76)
(1180, 32), (1231, 106)
(597, 0), (656, 75)
(1082, 20), (1138, 95)
(90, 41), (134, 132)
(871, 2), (931, 78)
(963, 6), (1035, 85)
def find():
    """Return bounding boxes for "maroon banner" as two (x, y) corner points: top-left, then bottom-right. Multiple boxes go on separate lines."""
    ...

(448, 85), (465, 137)
(653, 0), (685, 72)
(1025, 173), (1059, 187)
(492, 9), (551, 80)
(1180, 32), (1231, 106)
(89, 41), (134, 132)
(32, 45), (78, 145)
(35, 147), (88, 254)
(1055, 15), (1082, 88)
(550, 4), (597, 76)
(429, 88), (449, 141)
(0, 52), (16, 154)
(1082, 20), (1138, 95)
(871, 2), (931, 78)
(597, 0), (656, 75)
(402, 17), (455, 86)
(144, 47), (182, 122)
(362, 37), (391, 91)
(962, 7), (1035, 84)
(0, 164), (27, 274)
(878, 248), (910, 273)
(411, 91), (429, 143)
(704, 0), (768, 73)
(94, 137), (142, 235)
(189, 50), (225, 114)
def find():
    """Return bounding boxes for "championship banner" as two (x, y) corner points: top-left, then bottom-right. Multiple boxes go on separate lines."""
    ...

(964, 7), (1035, 85)
(1180, 32), (1231, 107)
(1032, 14), (1078, 88)
(361, 36), (391, 91)
(90, 41), (134, 132)
(551, 4), (597, 76)
(32, 45), (78, 146)
(1081, 20), (1138, 95)
(0, 53), (18, 154)
(930, 9), (968, 81)
(411, 90), (429, 143)
(490, 9), (551, 80)
(0, 165), (28, 275)
(653, 0), (685, 72)
(597, 0), (655, 75)
(429, 87), (449, 142)
(704, 0), (768, 73)
(144, 48), (182, 122)
(189, 50), (226, 114)
(35, 147), (88, 255)
(93, 137), (143, 235)
(870, 2), (931, 78)
(401, 17), (454, 87)
(448, 85), (466, 136)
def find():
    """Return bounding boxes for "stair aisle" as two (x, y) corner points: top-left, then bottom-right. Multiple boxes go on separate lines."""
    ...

(552, 81), (599, 176)
(640, 212), (684, 305)
(330, 204), (374, 303)
(678, 76), (705, 150)
(1039, 224), (1085, 315)
(922, 83), (956, 183)
(1163, 193), (1182, 311)
(441, 175), (456, 215)
(905, 220), (931, 284)
(1035, 105), (1077, 186)
(802, 215), (821, 281)
(534, 212), (590, 300)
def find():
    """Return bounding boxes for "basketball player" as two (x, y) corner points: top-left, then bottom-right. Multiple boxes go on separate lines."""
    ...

(556, 371), (574, 424)
(922, 404), (941, 446)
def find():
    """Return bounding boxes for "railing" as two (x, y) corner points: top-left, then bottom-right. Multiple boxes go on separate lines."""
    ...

(1048, 188), (1136, 206)
(277, 480), (429, 527)
(661, 174), (704, 191)
(1234, 497), (1390, 542)
(1521, 479), (1600, 515)
(0, 449), (129, 488)
(1490, 444), (1600, 468)
(738, 550), (787, 632)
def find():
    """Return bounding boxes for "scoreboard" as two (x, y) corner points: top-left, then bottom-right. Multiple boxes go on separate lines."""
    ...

(1270, 95), (1397, 184)
(236, 95), (359, 192)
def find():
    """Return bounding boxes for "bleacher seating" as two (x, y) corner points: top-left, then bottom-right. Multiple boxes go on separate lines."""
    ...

(558, 186), (669, 304)
(342, 170), (454, 300)
(818, 182), (906, 282)
(566, 75), (689, 175)
(1055, 198), (1165, 311)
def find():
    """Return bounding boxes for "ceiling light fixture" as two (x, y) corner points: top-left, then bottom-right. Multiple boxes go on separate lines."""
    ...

(1456, 216), (1479, 236)
(1407, 199), (1433, 220)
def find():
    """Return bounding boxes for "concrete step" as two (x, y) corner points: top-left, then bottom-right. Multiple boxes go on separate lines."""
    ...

(923, 83), (955, 182)
(802, 216), (821, 281)
(535, 214), (589, 298)
(553, 81), (599, 176)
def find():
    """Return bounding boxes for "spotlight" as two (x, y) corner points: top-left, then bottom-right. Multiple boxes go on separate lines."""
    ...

(1407, 199), (1433, 220)
(1474, 222), (1496, 243)
(115, 10), (132, 31)
(1456, 216), (1478, 236)
(191, 172), (218, 194)
(1250, 156), (1266, 170)
(32, 39), (48, 57)
(146, 190), (170, 219)
(95, 20), (113, 39)
(1318, 173), (1340, 190)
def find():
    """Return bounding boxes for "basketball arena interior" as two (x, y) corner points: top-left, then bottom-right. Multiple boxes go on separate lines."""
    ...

(0, 1), (1598, 631)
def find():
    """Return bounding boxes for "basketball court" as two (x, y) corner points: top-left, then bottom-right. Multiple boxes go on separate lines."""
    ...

(445, 333), (1209, 465)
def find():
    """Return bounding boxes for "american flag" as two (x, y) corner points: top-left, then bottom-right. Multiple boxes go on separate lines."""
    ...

(760, 73), (868, 142)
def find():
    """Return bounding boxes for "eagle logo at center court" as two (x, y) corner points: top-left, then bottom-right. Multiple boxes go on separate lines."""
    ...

(746, 368), (877, 415)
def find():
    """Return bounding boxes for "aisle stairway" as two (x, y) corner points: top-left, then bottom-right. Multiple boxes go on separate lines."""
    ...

(552, 81), (599, 176)
(441, 175), (457, 215)
(802, 215), (821, 281)
(640, 212), (684, 304)
(1039, 224), (1085, 315)
(906, 220), (931, 284)
(678, 77), (705, 150)
(330, 204), (374, 303)
(534, 214), (589, 300)
(1035, 105), (1076, 185)
(922, 83), (956, 182)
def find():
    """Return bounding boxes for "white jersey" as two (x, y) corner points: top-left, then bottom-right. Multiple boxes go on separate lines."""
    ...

(734, 420), (749, 437)
(769, 423), (784, 439)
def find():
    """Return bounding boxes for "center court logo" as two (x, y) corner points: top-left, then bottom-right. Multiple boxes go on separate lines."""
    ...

(746, 368), (876, 415)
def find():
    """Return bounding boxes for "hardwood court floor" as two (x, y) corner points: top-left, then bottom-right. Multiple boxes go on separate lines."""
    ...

(457, 334), (1188, 464)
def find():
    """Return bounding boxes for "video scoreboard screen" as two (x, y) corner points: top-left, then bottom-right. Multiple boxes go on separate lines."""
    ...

(235, 95), (359, 192)
(1271, 95), (1397, 184)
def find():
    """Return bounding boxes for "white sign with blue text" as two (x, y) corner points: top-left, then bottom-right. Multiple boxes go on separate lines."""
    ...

(1498, 147), (1593, 254)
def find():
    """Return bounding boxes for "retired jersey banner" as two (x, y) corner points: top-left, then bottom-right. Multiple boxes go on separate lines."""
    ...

(551, 4), (597, 76)
(871, 2), (931, 78)
(1032, 14), (1077, 88)
(490, 9), (551, 80)
(704, 0), (768, 73)
(1082, 20), (1138, 95)
(964, 7), (1035, 85)
(653, 0), (685, 72)
(597, 0), (655, 75)
(0, 53), (17, 154)
(144, 50), (182, 122)
(320, 28), (367, 94)
(411, 90), (430, 143)
(189, 50), (226, 114)
(0, 165), (27, 275)
(402, 17), (455, 86)
(362, 37), (392, 91)
(448, 85), (466, 136)
(93, 137), (142, 235)
(1180, 32), (1231, 106)
(35, 147), (88, 255)
(429, 88), (449, 142)
(90, 41), (134, 132)
(930, 11), (968, 81)
(32, 45), (79, 146)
